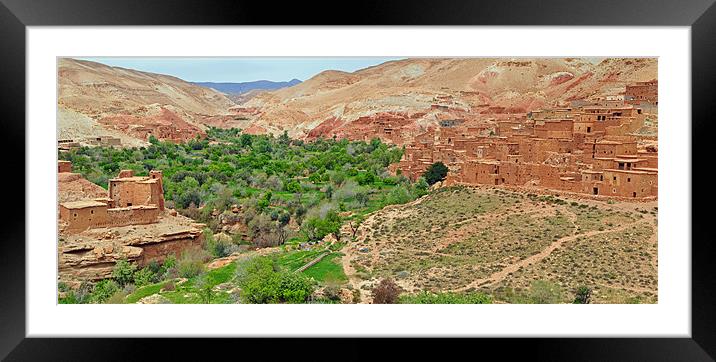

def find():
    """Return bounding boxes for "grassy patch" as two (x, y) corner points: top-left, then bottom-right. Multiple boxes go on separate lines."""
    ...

(302, 253), (348, 283)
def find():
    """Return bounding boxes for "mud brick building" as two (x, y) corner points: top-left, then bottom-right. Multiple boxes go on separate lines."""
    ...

(395, 83), (658, 199)
(626, 80), (658, 106)
(59, 162), (166, 232)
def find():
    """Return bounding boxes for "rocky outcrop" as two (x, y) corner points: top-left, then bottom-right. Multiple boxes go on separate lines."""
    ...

(58, 213), (204, 287)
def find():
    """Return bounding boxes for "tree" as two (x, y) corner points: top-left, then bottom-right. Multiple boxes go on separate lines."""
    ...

(348, 215), (364, 240)
(278, 130), (290, 145)
(112, 259), (136, 287)
(195, 275), (214, 304)
(301, 211), (341, 242)
(423, 162), (449, 186)
(285, 180), (302, 193)
(371, 278), (401, 304)
(355, 191), (369, 207)
(148, 135), (159, 145)
(236, 257), (316, 304)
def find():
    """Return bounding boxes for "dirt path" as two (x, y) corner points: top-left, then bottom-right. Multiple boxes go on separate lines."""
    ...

(430, 203), (553, 253)
(449, 218), (650, 292)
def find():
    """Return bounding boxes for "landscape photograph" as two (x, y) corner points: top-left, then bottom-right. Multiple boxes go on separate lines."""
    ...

(56, 56), (658, 305)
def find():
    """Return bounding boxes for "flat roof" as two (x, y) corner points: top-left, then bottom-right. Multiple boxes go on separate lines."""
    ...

(633, 167), (658, 172)
(603, 168), (653, 175)
(108, 205), (158, 211)
(110, 176), (157, 183)
(60, 200), (107, 209)
(614, 158), (646, 163)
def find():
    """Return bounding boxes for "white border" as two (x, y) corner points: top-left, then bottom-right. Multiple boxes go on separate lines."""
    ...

(27, 27), (690, 337)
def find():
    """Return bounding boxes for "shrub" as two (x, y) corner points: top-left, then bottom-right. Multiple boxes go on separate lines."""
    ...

(573, 286), (592, 304)
(423, 162), (448, 186)
(236, 257), (316, 304)
(323, 284), (342, 302)
(178, 249), (207, 279)
(105, 290), (127, 304)
(112, 259), (136, 287)
(133, 267), (156, 287)
(371, 278), (401, 304)
(399, 291), (492, 304)
(161, 281), (176, 292)
(204, 229), (233, 258)
(88, 280), (120, 304)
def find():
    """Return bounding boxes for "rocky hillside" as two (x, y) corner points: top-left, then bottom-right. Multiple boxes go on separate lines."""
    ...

(58, 58), (237, 145)
(57, 57), (657, 146)
(239, 58), (657, 141)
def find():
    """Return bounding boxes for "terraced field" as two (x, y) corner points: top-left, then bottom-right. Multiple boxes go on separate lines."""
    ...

(343, 185), (657, 303)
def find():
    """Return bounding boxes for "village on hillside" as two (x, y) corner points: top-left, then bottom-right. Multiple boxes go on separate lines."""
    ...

(57, 58), (658, 304)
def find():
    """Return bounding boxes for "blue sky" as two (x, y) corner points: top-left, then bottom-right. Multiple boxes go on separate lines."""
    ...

(75, 57), (405, 83)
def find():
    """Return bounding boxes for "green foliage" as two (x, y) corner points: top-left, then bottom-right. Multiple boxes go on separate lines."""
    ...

(88, 280), (120, 304)
(528, 280), (564, 304)
(133, 267), (156, 287)
(195, 275), (214, 304)
(178, 249), (207, 278)
(423, 162), (449, 185)
(285, 180), (302, 193)
(235, 257), (316, 304)
(302, 210), (341, 241)
(399, 291), (492, 304)
(301, 253), (348, 283)
(59, 128), (419, 248)
(112, 259), (136, 287)
(573, 286), (592, 304)
(204, 228), (234, 258)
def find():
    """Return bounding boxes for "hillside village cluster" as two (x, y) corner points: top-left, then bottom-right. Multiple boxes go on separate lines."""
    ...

(387, 80), (658, 199)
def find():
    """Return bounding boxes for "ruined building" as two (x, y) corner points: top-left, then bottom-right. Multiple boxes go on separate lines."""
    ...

(59, 167), (165, 233)
(57, 161), (204, 284)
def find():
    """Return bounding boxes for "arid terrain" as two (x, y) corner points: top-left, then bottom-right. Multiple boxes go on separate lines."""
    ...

(56, 57), (658, 305)
(343, 186), (657, 303)
(58, 57), (657, 146)
(58, 58), (239, 145)
(239, 58), (657, 141)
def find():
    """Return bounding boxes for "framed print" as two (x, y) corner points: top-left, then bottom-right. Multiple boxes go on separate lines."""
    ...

(2, 0), (714, 360)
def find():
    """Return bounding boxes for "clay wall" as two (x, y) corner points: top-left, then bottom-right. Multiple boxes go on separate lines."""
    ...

(110, 180), (154, 208)
(626, 80), (658, 104)
(602, 170), (658, 197)
(60, 204), (109, 232)
(106, 206), (160, 227)
(58, 161), (72, 173)
(534, 119), (573, 139)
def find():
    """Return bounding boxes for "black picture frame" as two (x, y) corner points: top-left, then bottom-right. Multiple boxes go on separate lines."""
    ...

(1, 0), (713, 360)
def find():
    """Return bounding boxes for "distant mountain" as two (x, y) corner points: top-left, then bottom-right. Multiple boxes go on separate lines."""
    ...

(57, 58), (237, 144)
(194, 79), (302, 95)
(237, 58), (658, 140)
